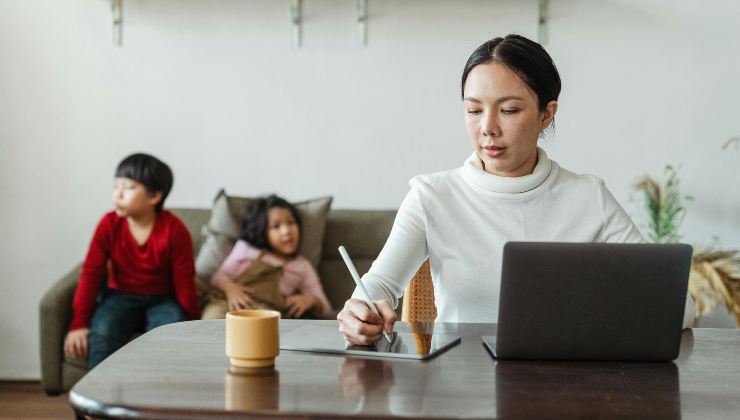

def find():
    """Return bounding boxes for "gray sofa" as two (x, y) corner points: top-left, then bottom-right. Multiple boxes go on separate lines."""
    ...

(39, 208), (397, 395)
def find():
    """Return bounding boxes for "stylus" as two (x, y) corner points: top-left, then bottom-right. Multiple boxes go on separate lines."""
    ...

(338, 245), (393, 343)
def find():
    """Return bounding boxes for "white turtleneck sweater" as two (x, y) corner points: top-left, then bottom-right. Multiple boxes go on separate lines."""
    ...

(354, 148), (695, 329)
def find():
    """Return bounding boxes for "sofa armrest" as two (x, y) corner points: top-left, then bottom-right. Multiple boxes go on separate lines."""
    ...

(39, 264), (81, 394)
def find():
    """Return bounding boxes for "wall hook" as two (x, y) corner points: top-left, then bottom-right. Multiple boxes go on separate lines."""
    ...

(290, 0), (302, 48)
(538, 0), (549, 44)
(357, 0), (367, 46)
(111, 0), (122, 46)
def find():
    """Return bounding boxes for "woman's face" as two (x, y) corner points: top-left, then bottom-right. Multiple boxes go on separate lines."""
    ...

(463, 62), (557, 177)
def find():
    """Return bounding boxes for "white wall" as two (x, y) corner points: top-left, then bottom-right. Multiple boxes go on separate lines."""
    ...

(0, 0), (738, 379)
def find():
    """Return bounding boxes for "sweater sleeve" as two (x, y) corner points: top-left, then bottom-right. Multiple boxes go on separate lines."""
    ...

(294, 257), (333, 317)
(352, 180), (429, 309)
(210, 240), (260, 289)
(596, 179), (645, 244)
(170, 219), (199, 321)
(596, 180), (695, 329)
(69, 214), (114, 331)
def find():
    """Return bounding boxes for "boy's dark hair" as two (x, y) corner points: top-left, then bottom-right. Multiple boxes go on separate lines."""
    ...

(115, 153), (173, 212)
(461, 34), (561, 111)
(241, 195), (303, 253)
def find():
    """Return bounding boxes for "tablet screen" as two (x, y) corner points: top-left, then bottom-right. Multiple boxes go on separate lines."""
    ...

(280, 325), (461, 360)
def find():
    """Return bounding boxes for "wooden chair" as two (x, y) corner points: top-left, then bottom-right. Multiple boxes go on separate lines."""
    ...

(401, 259), (437, 322)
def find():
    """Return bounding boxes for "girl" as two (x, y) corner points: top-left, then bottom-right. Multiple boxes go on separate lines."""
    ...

(202, 195), (332, 319)
(337, 34), (696, 345)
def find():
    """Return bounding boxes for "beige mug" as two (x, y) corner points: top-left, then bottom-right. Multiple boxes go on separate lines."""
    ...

(225, 309), (280, 368)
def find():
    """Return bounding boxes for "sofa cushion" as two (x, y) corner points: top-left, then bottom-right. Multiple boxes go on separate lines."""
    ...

(195, 190), (332, 308)
(318, 209), (397, 310)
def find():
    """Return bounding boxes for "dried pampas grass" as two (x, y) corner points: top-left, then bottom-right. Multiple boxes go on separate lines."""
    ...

(690, 249), (740, 326)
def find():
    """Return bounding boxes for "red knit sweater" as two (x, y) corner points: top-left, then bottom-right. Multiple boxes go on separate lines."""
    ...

(69, 210), (199, 330)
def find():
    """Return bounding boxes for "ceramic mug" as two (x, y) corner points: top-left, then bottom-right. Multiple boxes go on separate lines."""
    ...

(225, 309), (280, 368)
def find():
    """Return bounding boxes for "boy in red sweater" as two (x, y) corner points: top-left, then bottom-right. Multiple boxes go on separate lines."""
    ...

(64, 153), (199, 368)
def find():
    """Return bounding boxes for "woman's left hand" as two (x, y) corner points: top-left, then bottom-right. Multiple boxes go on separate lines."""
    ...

(284, 294), (318, 318)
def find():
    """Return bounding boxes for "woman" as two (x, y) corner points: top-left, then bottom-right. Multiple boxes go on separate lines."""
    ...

(337, 34), (695, 345)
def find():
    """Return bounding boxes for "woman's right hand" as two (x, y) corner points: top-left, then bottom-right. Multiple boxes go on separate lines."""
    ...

(64, 328), (89, 360)
(337, 298), (397, 345)
(222, 281), (256, 311)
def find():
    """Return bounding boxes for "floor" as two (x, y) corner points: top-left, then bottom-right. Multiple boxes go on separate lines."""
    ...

(0, 381), (74, 419)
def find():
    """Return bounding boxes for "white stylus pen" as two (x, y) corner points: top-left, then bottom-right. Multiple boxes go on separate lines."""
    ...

(338, 246), (392, 343)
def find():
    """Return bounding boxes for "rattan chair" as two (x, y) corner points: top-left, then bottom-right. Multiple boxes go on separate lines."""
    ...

(401, 259), (437, 322)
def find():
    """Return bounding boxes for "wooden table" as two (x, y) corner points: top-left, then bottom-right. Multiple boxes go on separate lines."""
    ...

(69, 320), (740, 419)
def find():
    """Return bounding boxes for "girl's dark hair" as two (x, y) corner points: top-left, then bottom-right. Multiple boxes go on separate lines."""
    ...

(115, 153), (173, 212)
(461, 34), (561, 111)
(241, 195), (303, 253)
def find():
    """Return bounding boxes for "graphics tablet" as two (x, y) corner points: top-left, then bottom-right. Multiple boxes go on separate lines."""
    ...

(280, 325), (461, 360)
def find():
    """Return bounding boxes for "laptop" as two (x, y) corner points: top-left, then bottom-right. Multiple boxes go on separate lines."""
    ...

(482, 242), (692, 362)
